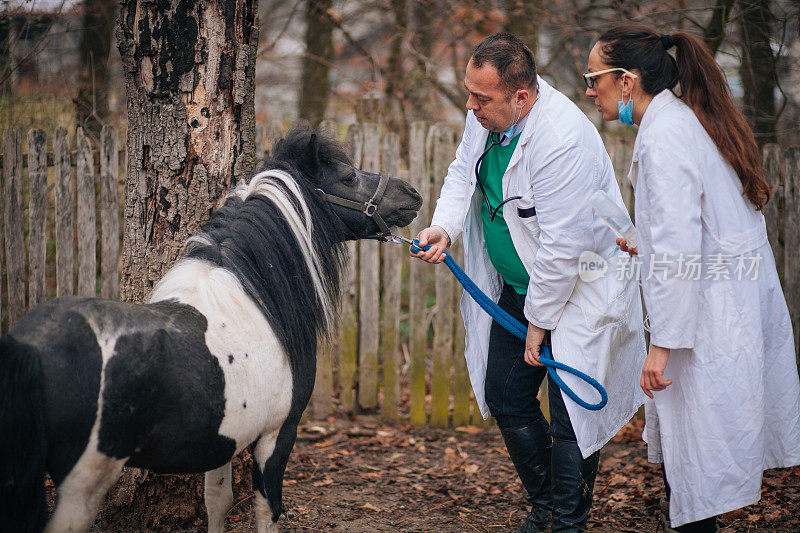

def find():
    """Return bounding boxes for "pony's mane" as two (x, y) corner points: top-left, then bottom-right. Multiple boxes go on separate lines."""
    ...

(174, 129), (348, 385)
(260, 126), (353, 181)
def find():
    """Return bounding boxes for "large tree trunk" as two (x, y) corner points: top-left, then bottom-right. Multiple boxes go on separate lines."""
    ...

(298, 0), (333, 125)
(117, 0), (258, 304)
(103, 1), (258, 528)
(738, 0), (777, 145)
(75, 0), (117, 141)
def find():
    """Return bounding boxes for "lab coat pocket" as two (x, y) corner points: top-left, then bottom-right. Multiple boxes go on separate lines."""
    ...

(576, 254), (628, 332)
(693, 281), (757, 366)
(514, 190), (541, 241)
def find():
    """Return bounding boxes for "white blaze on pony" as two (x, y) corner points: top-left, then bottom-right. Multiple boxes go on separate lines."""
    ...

(0, 128), (422, 533)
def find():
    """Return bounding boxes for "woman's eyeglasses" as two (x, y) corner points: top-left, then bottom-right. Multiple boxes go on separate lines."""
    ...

(582, 68), (638, 89)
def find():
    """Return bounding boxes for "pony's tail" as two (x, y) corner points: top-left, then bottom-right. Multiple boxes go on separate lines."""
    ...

(0, 334), (47, 532)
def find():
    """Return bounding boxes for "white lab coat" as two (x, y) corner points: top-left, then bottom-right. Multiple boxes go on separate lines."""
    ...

(430, 77), (647, 458)
(630, 89), (800, 527)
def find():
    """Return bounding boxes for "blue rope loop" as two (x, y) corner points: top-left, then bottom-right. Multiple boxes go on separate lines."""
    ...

(410, 239), (608, 411)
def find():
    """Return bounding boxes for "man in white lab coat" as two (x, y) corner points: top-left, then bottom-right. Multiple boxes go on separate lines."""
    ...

(412, 33), (647, 532)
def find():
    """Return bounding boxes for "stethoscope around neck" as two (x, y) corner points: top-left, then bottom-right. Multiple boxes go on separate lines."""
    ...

(474, 131), (523, 221)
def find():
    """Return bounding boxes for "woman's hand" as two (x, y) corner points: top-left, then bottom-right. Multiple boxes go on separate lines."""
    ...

(641, 345), (672, 398)
(616, 237), (638, 256)
(524, 323), (547, 366)
(411, 226), (450, 264)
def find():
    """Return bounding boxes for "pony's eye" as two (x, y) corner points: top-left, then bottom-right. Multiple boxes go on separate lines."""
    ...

(343, 174), (357, 184)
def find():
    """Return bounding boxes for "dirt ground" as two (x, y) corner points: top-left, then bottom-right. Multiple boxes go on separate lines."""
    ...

(193, 416), (800, 533)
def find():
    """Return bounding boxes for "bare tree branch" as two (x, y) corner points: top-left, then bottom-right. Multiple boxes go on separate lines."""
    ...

(257, 0), (303, 58)
(405, 38), (465, 113)
(313, 0), (383, 81)
(704, 0), (735, 55)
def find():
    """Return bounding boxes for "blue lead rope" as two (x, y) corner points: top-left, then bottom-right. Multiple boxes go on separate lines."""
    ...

(408, 238), (608, 411)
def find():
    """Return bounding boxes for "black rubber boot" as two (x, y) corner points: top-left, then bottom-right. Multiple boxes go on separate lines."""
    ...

(550, 438), (599, 533)
(499, 415), (553, 533)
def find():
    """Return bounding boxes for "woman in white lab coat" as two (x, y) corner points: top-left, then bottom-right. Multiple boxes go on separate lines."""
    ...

(584, 22), (800, 532)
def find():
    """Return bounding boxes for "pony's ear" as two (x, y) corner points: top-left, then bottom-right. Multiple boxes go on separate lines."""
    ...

(301, 133), (321, 178)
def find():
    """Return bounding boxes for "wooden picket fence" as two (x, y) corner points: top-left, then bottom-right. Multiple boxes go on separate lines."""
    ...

(0, 126), (121, 329)
(2, 123), (798, 429)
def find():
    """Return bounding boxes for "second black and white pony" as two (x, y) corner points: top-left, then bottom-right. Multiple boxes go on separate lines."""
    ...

(0, 127), (422, 533)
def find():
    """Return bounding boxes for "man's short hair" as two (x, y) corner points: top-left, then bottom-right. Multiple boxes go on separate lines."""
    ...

(471, 33), (537, 95)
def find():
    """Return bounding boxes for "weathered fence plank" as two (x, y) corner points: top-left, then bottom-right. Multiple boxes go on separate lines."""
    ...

(430, 125), (455, 427)
(785, 148), (800, 361)
(380, 131), (401, 421)
(408, 121), (431, 425)
(431, 254), (453, 427)
(358, 123), (381, 410)
(448, 126), (470, 427)
(100, 126), (120, 300)
(311, 120), (339, 420)
(27, 129), (48, 308)
(451, 238), (471, 427)
(338, 124), (362, 412)
(339, 245), (359, 412)
(54, 127), (74, 297)
(3, 128), (25, 326)
(763, 144), (783, 280)
(76, 128), (96, 296)
(312, 342), (334, 420)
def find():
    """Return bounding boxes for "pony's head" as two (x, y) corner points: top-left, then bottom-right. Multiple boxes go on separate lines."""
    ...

(257, 126), (423, 241)
(177, 126), (423, 365)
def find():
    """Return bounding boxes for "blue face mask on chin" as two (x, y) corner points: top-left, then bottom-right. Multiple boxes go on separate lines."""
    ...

(618, 98), (634, 125)
(617, 80), (635, 126)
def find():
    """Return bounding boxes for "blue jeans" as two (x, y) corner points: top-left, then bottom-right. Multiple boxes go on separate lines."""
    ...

(484, 283), (577, 441)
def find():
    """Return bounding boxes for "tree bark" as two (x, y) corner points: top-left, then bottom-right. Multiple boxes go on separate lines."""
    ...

(298, 0), (333, 126)
(75, 0), (117, 141)
(104, 0), (258, 528)
(117, 0), (258, 304)
(738, 0), (777, 145)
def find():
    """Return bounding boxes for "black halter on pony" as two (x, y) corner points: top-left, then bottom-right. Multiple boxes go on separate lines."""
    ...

(314, 173), (393, 240)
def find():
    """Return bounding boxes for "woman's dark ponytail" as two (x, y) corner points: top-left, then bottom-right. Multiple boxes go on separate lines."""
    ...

(599, 23), (770, 210)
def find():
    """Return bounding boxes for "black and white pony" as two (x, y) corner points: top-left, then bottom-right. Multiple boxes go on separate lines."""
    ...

(0, 127), (422, 533)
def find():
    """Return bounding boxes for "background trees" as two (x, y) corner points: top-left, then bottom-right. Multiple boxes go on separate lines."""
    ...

(258, 0), (799, 149)
(4, 1), (795, 147)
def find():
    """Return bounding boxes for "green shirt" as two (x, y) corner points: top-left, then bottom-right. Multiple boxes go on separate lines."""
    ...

(478, 133), (530, 295)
